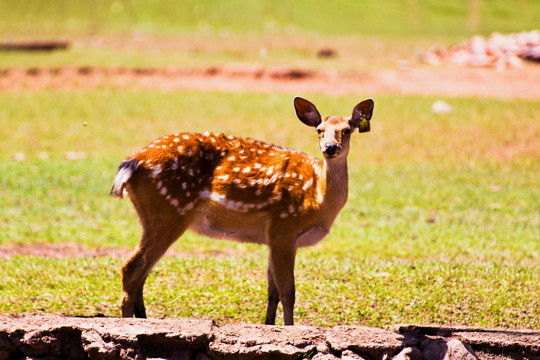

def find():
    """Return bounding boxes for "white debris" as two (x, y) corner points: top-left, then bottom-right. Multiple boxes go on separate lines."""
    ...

(65, 151), (87, 160)
(13, 152), (26, 161)
(422, 30), (540, 70)
(432, 100), (453, 114)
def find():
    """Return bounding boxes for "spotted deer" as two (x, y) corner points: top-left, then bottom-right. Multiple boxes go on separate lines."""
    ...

(111, 97), (374, 325)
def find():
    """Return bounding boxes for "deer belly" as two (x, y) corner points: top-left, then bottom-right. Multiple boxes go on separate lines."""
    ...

(295, 225), (330, 247)
(190, 206), (269, 244)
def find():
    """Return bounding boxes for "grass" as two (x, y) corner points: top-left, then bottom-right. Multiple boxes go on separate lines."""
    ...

(2, 0), (540, 38)
(1, 0), (540, 70)
(0, 256), (536, 328)
(0, 90), (538, 327)
(0, 0), (539, 329)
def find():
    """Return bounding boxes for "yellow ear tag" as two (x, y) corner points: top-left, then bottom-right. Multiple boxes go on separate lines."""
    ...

(358, 113), (370, 133)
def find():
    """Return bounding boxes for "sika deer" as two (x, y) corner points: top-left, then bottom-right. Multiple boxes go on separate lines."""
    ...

(111, 97), (374, 325)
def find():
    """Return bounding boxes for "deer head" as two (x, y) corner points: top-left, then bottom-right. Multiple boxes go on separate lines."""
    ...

(293, 97), (374, 159)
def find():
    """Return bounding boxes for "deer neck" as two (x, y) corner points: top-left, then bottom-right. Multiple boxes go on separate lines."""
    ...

(318, 156), (349, 217)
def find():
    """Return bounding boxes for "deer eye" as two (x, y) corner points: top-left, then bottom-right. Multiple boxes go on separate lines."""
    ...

(343, 128), (351, 135)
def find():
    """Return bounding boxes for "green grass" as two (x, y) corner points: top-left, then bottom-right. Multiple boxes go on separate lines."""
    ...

(0, 256), (537, 328)
(1, 0), (540, 69)
(0, 90), (538, 327)
(2, 0), (540, 38)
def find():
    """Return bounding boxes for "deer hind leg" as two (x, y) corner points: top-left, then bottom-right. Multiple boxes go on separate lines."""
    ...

(121, 226), (186, 318)
(267, 242), (297, 325)
(265, 258), (280, 325)
(121, 180), (191, 318)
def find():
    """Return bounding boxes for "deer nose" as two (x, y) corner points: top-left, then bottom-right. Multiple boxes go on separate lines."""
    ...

(324, 143), (338, 156)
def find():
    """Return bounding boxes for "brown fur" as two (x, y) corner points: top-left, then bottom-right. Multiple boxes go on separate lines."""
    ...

(111, 97), (374, 325)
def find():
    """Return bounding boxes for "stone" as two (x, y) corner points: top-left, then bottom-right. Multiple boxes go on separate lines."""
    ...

(422, 338), (478, 360)
(455, 330), (540, 354)
(444, 338), (478, 360)
(81, 329), (120, 359)
(327, 326), (403, 359)
(0, 315), (536, 360)
(422, 338), (448, 360)
(392, 347), (423, 360)
(312, 353), (339, 360)
(316, 343), (330, 354)
(208, 324), (326, 360)
(0, 314), (213, 360)
(342, 349), (369, 360)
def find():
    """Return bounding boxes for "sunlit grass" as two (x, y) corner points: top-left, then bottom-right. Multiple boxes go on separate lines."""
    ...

(1, 0), (540, 70)
(0, 90), (538, 327)
(0, 256), (537, 328)
(2, 0), (540, 39)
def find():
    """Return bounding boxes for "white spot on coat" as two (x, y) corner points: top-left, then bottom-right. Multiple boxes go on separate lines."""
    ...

(302, 178), (313, 191)
(151, 165), (162, 178)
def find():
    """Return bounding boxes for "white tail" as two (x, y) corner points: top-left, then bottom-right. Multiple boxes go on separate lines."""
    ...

(111, 96), (374, 325)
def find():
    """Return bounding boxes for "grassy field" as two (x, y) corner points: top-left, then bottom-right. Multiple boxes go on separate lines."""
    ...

(1, 0), (540, 70)
(0, 0), (539, 328)
(2, 0), (540, 38)
(0, 90), (538, 327)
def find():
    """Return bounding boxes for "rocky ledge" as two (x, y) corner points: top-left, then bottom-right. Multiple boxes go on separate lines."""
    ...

(0, 314), (538, 360)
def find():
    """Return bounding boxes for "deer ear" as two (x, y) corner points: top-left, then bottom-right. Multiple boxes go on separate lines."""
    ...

(350, 99), (374, 133)
(294, 97), (322, 128)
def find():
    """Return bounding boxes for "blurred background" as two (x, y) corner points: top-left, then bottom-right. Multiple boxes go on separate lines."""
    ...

(3, 0), (539, 38)
(1, 0), (540, 68)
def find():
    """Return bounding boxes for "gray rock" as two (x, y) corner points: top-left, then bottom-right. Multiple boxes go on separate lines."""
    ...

(312, 353), (340, 360)
(1, 315), (536, 360)
(444, 338), (478, 360)
(455, 330), (540, 354)
(342, 349), (369, 360)
(317, 342), (331, 354)
(81, 329), (120, 360)
(392, 347), (422, 360)
(327, 326), (403, 359)
(423, 338), (478, 360)
(208, 324), (326, 360)
(422, 338), (447, 360)
(0, 314), (213, 360)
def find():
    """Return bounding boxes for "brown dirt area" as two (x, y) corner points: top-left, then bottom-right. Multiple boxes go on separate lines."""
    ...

(0, 242), (241, 260)
(2, 63), (540, 99)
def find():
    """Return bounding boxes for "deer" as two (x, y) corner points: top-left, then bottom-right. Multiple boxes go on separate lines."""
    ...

(110, 96), (374, 325)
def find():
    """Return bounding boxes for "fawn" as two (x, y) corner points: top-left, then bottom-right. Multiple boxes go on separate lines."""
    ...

(111, 97), (374, 325)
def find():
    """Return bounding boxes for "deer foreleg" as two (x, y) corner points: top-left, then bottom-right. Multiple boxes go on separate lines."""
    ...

(268, 243), (297, 325)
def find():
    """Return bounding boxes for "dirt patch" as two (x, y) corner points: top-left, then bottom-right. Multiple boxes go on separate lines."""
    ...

(2, 64), (540, 99)
(0, 242), (246, 260)
(0, 242), (129, 260)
